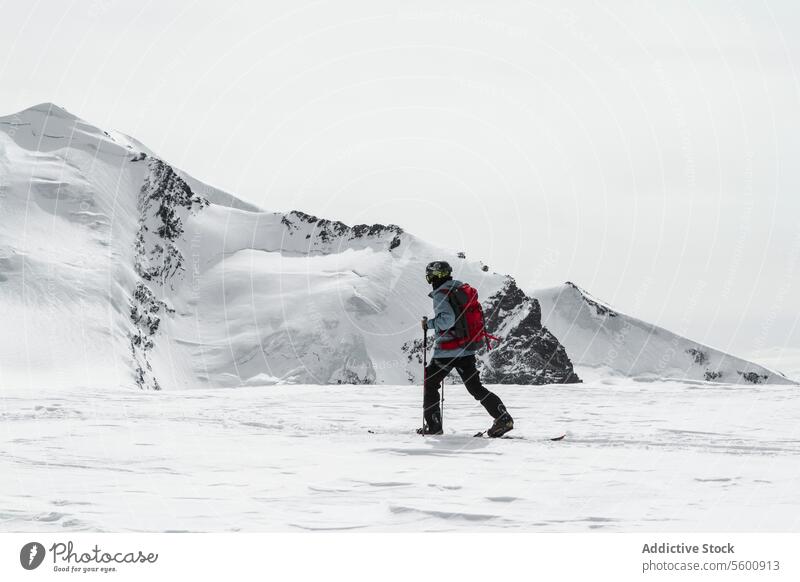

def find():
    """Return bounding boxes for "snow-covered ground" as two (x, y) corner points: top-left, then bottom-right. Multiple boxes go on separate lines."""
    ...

(2, 379), (798, 532)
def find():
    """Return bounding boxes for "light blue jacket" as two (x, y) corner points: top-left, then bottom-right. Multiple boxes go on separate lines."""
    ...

(426, 279), (478, 359)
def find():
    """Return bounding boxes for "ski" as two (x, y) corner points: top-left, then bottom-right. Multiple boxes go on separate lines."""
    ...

(366, 429), (565, 441)
(473, 431), (566, 441)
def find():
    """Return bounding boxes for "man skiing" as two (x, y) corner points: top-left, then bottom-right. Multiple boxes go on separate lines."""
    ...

(418, 261), (514, 437)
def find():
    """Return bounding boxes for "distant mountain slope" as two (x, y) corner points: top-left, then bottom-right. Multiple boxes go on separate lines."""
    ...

(535, 282), (794, 385)
(0, 103), (147, 390)
(0, 103), (579, 389)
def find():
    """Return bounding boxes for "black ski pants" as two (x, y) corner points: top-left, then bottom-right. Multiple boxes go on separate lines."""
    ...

(423, 355), (506, 430)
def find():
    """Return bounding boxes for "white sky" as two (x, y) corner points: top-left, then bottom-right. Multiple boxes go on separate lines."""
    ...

(2, 0), (799, 358)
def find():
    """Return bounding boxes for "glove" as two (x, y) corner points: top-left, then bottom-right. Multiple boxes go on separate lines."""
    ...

(421, 316), (429, 333)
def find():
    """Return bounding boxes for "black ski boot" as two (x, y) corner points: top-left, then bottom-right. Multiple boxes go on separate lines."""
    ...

(416, 424), (443, 435)
(417, 410), (442, 435)
(486, 412), (514, 438)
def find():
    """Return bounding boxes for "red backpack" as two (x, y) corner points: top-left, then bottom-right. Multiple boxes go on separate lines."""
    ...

(437, 283), (500, 351)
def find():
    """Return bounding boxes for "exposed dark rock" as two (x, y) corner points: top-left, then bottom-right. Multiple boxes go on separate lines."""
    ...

(704, 370), (723, 381)
(480, 279), (580, 384)
(282, 210), (404, 250)
(335, 371), (373, 385)
(739, 371), (768, 385)
(401, 338), (426, 380)
(129, 159), (208, 390)
(566, 281), (618, 317)
(483, 278), (540, 329)
(402, 278), (580, 385)
(686, 348), (708, 365)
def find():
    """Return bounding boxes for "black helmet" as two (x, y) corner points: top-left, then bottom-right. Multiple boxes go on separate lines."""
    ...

(425, 261), (453, 284)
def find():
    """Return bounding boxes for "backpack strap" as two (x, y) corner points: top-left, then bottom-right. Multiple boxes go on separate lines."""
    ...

(442, 286), (470, 339)
(482, 331), (501, 350)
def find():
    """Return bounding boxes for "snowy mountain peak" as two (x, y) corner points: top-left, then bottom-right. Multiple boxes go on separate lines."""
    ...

(0, 102), (581, 389)
(0, 101), (136, 159)
(1, 102), (90, 137)
(0, 102), (82, 125)
(561, 281), (620, 318)
(536, 282), (795, 385)
(0, 102), (791, 389)
(20, 102), (78, 120)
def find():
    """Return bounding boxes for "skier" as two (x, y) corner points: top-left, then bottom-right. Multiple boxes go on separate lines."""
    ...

(418, 261), (514, 437)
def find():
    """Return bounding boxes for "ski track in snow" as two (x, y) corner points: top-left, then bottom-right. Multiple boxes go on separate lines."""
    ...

(1, 379), (799, 532)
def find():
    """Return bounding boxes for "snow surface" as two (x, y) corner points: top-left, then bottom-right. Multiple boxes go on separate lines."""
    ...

(2, 379), (799, 532)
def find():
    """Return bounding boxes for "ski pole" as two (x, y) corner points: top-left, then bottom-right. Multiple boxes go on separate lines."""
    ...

(422, 317), (428, 435)
(441, 375), (445, 428)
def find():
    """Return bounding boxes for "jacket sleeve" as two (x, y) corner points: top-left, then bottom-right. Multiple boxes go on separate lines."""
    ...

(428, 290), (456, 332)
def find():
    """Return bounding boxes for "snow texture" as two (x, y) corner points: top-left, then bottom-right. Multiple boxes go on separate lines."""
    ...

(1, 379), (799, 532)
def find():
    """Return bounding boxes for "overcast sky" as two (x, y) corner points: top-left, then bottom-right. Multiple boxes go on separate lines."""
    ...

(2, 0), (799, 358)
